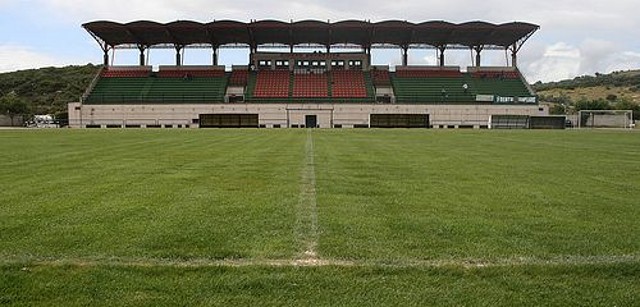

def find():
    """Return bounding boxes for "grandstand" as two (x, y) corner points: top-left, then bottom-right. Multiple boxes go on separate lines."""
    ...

(70, 20), (547, 128)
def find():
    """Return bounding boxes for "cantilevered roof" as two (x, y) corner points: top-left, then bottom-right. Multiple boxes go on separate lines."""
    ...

(83, 19), (539, 50)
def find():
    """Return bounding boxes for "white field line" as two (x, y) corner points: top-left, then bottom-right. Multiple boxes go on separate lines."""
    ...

(293, 130), (319, 264)
(1, 254), (639, 269)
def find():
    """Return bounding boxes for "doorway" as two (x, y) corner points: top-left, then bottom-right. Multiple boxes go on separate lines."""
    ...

(305, 115), (317, 128)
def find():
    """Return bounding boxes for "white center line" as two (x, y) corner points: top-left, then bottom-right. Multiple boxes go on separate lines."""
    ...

(294, 130), (319, 264)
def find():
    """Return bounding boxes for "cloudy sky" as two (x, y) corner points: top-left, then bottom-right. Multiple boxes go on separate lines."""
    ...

(1, 0), (639, 82)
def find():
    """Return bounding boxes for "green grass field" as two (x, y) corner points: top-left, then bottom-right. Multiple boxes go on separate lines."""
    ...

(1, 129), (639, 305)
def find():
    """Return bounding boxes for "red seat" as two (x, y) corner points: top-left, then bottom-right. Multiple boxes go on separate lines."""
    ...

(293, 73), (328, 97)
(472, 71), (520, 79)
(254, 70), (290, 98)
(395, 69), (462, 78)
(101, 68), (150, 78)
(157, 69), (224, 78)
(331, 70), (367, 98)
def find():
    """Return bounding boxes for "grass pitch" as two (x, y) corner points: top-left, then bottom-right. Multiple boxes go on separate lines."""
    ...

(1, 129), (639, 305)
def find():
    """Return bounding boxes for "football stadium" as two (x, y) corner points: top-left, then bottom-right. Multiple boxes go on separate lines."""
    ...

(68, 20), (554, 129)
(2, 18), (639, 306)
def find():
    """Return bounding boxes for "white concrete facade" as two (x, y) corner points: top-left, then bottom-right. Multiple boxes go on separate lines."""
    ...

(68, 102), (548, 128)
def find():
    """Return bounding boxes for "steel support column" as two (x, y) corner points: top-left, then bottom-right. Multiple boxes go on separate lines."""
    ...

(249, 45), (257, 67)
(212, 47), (219, 65)
(401, 46), (408, 66)
(438, 46), (446, 66)
(138, 46), (146, 66)
(175, 46), (183, 66)
(474, 46), (483, 67)
(103, 50), (109, 67)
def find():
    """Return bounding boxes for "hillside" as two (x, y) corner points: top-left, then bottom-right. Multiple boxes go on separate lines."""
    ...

(533, 70), (640, 117)
(0, 64), (100, 115)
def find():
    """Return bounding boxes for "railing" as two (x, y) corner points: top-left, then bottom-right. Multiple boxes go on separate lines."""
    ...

(81, 66), (105, 103)
(516, 67), (537, 97)
(85, 93), (226, 104)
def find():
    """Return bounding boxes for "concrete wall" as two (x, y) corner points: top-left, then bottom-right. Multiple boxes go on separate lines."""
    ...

(584, 114), (631, 128)
(0, 114), (25, 126)
(68, 102), (548, 129)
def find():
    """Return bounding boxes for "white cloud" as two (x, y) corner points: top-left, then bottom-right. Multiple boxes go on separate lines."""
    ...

(421, 53), (438, 66)
(0, 44), (76, 72)
(523, 42), (581, 82)
(603, 51), (640, 72)
(577, 39), (617, 74)
(520, 39), (640, 82)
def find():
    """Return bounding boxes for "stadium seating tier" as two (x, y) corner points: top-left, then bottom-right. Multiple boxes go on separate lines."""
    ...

(391, 70), (532, 103)
(87, 66), (532, 105)
(86, 75), (228, 104)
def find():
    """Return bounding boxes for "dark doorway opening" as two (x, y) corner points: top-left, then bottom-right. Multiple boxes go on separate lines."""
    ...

(305, 115), (318, 128)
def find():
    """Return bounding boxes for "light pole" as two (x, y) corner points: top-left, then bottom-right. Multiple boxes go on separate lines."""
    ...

(52, 90), (64, 110)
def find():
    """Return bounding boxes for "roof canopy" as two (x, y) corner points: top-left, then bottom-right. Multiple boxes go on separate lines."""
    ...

(83, 19), (539, 50)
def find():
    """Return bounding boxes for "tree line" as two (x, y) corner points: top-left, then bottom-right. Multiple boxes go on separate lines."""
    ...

(533, 70), (640, 92)
(0, 64), (99, 124)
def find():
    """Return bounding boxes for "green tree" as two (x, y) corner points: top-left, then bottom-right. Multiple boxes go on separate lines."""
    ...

(0, 92), (30, 126)
(549, 103), (566, 115)
(574, 98), (611, 111)
(614, 98), (640, 120)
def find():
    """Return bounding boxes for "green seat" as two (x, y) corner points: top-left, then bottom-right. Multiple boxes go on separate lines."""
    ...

(392, 75), (475, 104)
(391, 73), (533, 104)
(86, 76), (228, 104)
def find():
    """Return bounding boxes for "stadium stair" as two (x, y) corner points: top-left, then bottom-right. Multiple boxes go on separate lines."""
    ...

(372, 69), (391, 86)
(229, 69), (249, 86)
